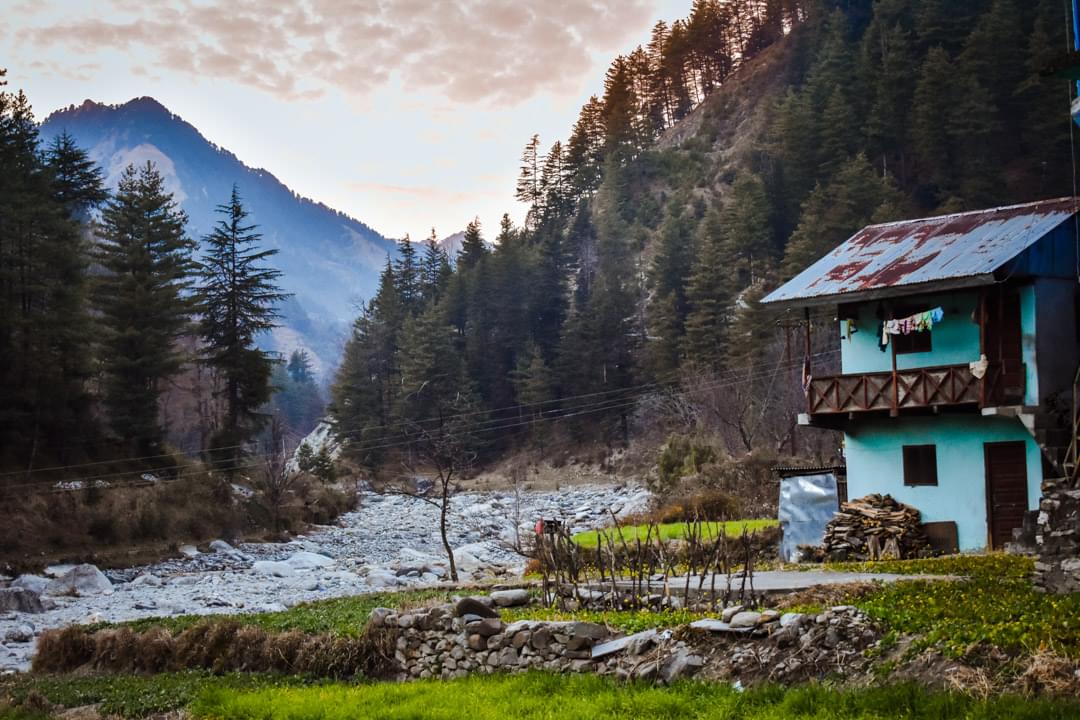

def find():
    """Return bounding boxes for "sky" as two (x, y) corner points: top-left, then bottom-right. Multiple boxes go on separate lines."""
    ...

(3, 0), (689, 242)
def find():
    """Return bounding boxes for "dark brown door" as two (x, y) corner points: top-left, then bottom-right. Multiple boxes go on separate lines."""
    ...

(983, 288), (1023, 404)
(984, 441), (1029, 549)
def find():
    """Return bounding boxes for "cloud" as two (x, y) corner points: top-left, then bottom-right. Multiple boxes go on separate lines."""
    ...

(21, 0), (654, 105)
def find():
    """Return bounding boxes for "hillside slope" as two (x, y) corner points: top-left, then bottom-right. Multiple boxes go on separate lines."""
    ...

(40, 98), (397, 374)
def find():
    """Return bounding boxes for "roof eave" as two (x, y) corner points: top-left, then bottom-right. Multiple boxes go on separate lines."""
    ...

(761, 273), (997, 310)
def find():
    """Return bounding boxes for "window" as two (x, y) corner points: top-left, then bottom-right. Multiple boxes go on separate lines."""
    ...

(892, 304), (932, 354)
(903, 445), (938, 486)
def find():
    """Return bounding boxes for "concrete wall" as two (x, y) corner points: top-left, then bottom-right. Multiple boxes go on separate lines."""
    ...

(839, 291), (981, 375)
(844, 415), (1042, 551)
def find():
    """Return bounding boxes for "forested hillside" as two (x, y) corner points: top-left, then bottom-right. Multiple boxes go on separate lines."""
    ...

(330, 0), (1075, 470)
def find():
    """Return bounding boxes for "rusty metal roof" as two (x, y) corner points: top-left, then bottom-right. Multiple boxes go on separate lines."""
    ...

(763, 197), (1078, 306)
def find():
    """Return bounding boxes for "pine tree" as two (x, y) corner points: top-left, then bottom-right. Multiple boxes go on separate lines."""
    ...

(515, 134), (543, 226)
(458, 218), (487, 271)
(420, 229), (451, 306)
(911, 46), (955, 198)
(394, 235), (420, 313)
(721, 173), (774, 285)
(683, 209), (733, 368)
(783, 154), (907, 277)
(198, 185), (287, 472)
(287, 349), (314, 384)
(96, 162), (197, 453)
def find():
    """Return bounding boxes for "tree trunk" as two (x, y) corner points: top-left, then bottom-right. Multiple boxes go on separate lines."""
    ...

(440, 479), (459, 582)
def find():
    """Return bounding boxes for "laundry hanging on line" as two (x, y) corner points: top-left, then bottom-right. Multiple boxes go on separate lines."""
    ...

(878, 307), (944, 351)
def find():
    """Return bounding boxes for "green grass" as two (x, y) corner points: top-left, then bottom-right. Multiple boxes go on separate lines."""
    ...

(504, 606), (708, 634)
(0, 673), (314, 719)
(189, 674), (1080, 720)
(573, 519), (778, 549)
(99, 589), (463, 637)
(810, 553), (1033, 579)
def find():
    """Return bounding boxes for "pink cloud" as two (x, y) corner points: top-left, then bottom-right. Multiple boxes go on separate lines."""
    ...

(22, 0), (655, 104)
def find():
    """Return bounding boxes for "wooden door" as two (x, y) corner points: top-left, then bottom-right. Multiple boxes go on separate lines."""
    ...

(984, 441), (1029, 549)
(983, 288), (1023, 404)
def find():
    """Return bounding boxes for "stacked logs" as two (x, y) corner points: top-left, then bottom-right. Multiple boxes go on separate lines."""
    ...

(823, 494), (929, 560)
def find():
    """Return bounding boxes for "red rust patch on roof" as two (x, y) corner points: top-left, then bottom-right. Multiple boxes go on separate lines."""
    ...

(826, 261), (870, 282)
(860, 251), (940, 287)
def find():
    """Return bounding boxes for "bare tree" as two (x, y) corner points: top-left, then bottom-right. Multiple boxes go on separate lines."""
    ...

(383, 402), (481, 582)
(254, 415), (300, 533)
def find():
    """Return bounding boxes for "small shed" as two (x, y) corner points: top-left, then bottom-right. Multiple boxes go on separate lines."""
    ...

(775, 465), (846, 562)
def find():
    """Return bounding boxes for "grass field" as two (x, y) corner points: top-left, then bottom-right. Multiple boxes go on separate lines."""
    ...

(189, 674), (1079, 720)
(572, 519), (778, 549)
(5, 672), (1076, 720)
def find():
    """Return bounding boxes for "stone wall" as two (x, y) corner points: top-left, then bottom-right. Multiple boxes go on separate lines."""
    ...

(368, 592), (880, 686)
(1035, 485), (1080, 594)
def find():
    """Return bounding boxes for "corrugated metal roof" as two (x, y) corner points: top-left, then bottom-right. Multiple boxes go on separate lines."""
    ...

(763, 197), (1077, 306)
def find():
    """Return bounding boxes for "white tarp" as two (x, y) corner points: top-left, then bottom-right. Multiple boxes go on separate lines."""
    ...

(778, 472), (839, 562)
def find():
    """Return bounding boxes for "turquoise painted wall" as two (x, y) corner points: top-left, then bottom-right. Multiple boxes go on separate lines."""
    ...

(839, 287), (1039, 405)
(840, 292), (981, 374)
(1020, 285), (1038, 405)
(844, 415), (1042, 551)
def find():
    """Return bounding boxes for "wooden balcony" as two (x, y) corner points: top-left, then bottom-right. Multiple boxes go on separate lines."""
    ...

(806, 362), (1023, 417)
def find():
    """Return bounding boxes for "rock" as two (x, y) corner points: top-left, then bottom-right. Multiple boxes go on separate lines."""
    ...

(591, 629), (657, 659)
(729, 611), (762, 628)
(659, 649), (704, 683)
(0, 587), (56, 614)
(44, 564), (112, 596)
(779, 612), (804, 628)
(209, 539), (234, 553)
(10, 575), (49, 594)
(129, 573), (163, 588)
(759, 610), (781, 625)
(252, 561), (296, 578)
(530, 627), (553, 651)
(688, 619), (752, 634)
(566, 622), (608, 650)
(3, 623), (34, 643)
(490, 589), (529, 607)
(365, 570), (403, 589)
(496, 646), (519, 667)
(467, 617), (503, 637)
(467, 634), (487, 651)
(179, 544), (200, 558)
(454, 597), (498, 619)
(721, 605), (745, 622)
(285, 551), (335, 570)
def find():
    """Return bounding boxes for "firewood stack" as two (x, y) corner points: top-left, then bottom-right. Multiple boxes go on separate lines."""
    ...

(823, 494), (929, 560)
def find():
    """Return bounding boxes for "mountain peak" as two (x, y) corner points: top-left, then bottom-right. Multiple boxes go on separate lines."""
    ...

(121, 96), (171, 115)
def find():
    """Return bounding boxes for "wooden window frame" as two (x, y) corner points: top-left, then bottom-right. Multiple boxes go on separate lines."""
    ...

(903, 444), (938, 486)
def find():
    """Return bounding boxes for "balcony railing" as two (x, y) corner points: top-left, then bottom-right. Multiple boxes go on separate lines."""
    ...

(806, 362), (1022, 416)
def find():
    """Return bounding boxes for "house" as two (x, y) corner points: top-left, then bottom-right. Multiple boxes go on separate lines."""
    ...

(763, 197), (1080, 551)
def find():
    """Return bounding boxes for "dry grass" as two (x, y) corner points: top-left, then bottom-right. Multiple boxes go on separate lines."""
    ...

(774, 581), (880, 611)
(31, 617), (401, 680)
(1017, 650), (1080, 697)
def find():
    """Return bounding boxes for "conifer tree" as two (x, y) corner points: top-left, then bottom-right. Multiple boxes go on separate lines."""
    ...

(458, 218), (487, 271)
(515, 134), (543, 227)
(96, 162), (197, 453)
(394, 235), (420, 313)
(198, 185), (287, 472)
(420, 229), (451, 305)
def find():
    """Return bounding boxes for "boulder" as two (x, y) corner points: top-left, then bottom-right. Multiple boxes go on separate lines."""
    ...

(454, 597), (498, 619)
(490, 589), (529, 608)
(179, 544), (200, 558)
(658, 649), (704, 683)
(467, 617), (503, 637)
(0, 587), (54, 614)
(729, 611), (762, 628)
(252, 561), (295, 578)
(11, 575), (49, 594)
(129, 573), (163, 588)
(45, 564), (112, 596)
(285, 551), (335, 570)
(209, 539), (234, 553)
(720, 605), (744, 622)
(4, 623), (35, 643)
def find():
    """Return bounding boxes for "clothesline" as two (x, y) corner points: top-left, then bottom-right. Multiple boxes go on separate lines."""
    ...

(878, 306), (944, 350)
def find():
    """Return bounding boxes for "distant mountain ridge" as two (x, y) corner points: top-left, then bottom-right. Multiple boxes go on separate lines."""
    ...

(40, 97), (397, 377)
